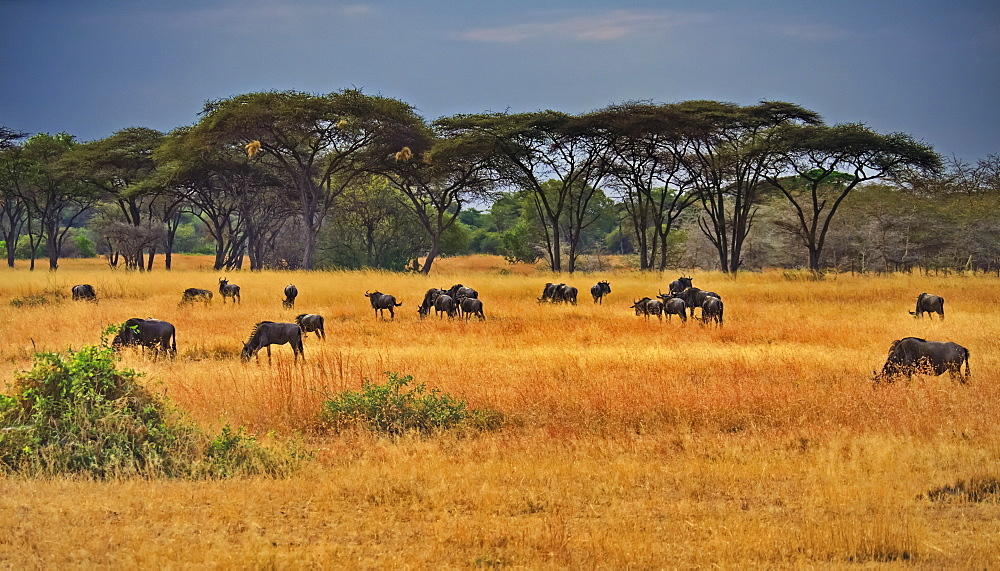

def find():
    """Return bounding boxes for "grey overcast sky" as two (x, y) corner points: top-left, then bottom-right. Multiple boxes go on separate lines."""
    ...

(1, 1), (997, 161)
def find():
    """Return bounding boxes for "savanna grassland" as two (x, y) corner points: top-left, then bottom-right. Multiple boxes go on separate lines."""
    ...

(0, 255), (997, 567)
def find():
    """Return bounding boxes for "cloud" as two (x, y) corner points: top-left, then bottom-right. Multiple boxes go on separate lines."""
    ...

(460, 9), (705, 43)
(131, 2), (376, 34)
(773, 24), (846, 42)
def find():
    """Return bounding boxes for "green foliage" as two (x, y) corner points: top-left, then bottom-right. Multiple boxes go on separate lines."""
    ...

(0, 345), (302, 478)
(73, 232), (97, 258)
(319, 372), (504, 436)
(9, 294), (54, 308)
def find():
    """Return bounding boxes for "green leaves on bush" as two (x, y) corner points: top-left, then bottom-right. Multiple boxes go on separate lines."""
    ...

(319, 372), (503, 436)
(0, 345), (302, 479)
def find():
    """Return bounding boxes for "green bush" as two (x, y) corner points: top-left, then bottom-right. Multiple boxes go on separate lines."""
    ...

(0, 345), (303, 478)
(319, 372), (504, 436)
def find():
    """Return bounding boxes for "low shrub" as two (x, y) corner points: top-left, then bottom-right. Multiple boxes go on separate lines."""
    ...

(0, 345), (303, 478)
(319, 372), (504, 436)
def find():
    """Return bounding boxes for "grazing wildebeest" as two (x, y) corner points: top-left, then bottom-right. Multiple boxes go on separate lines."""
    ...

(669, 276), (693, 295)
(219, 277), (241, 304)
(701, 296), (724, 326)
(418, 288), (444, 318)
(434, 293), (457, 318)
(460, 297), (486, 321)
(180, 288), (213, 305)
(71, 284), (97, 302)
(111, 318), (176, 359)
(538, 283), (559, 303)
(590, 281), (611, 304)
(657, 292), (688, 323)
(630, 297), (664, 320)
(909, 293), (944, 319)
(875, 337), (969, 383)
(283, 284), (298, 309)
(677, 287), (721, 318)
(241, 321), (304, 363)
(294, 313), (325, 340)
(365, 290), (402, 319)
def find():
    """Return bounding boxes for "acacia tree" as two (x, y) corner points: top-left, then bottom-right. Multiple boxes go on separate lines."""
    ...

(437, 111), (610, 273)
(63, 127), (164, 269)
(764, 123), (941, 271)
(191, 90), (425, 269)
(375, 124), (496, 274)
(677, 101), (822, 273)
(590, 103), (699, 271)
(0, 127), (29, 267)
(15, 133), (99, 270)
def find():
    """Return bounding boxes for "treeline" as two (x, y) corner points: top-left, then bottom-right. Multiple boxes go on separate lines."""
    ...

(1, 92), (997, 274)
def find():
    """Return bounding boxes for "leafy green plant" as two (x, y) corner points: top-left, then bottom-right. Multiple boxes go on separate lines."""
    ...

(319, 372), (504, 436)
(9, 294), (53, 308)
(0, 345), (303, 478)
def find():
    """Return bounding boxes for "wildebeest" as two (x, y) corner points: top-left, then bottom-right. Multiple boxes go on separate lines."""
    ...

(219, 277), (241, 304)
(294, 313), (325, 340)
(241, 321), (304, 363)
(909, 292), (944, 319)
(460, 297), (486, 321)
(657, 293), (688, 323)
(418, 288), (444, 318)
(875, 337), (969, 383)
(701, 296), (724, 326)
(591, 281), (611, 304)
(558, 285), (579, 305)
(111, 318), (176, 359)
(180, 288), (213, 305)
(71, 284), (97, 302)
(365, 290), (402, 319)
(283, 284), (298, 309)
(538, 283), (559, 303)
(631, 297), (664, 320)
(668, 276), (693, 295)
(434, 293), (457, 318)
(447, 283), (478, 301)
(676, 287), (721, 318)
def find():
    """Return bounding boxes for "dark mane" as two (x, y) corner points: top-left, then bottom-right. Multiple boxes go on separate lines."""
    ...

(246, 320), (275, 344)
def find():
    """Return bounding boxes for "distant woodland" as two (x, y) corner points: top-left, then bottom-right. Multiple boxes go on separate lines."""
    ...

(2, 91), (997, 274)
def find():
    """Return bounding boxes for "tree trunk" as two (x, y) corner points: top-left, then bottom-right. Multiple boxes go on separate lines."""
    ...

(421, 236), (442, 275)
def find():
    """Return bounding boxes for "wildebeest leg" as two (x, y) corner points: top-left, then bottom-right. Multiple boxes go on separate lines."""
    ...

(266, 345), (272, 364)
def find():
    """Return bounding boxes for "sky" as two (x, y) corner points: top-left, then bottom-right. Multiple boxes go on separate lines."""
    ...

(1, 1), (997, 162)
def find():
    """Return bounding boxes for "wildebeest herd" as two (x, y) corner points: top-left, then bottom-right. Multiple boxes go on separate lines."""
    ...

(70, 278), (970, 383)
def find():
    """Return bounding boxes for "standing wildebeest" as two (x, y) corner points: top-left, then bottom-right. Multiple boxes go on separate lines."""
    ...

(241, 321), (304, 363)
(219, 277), (241, 304)
(295, 313), (325, 340)
(701, 296), (724, 326)
(447, 284), (478, 301)
(112, 318), (176, 359)
(591, 281), (611, 304)
(630, 297), (664, 320)
(909, 293), (944, 319)
(71, 284), (97, 302)
(283, 284), (298, 309)
(418, 288), (444, 318)
(460, 297), (486, 321)
(874, 337), (969, 383)
(677, 287), (721, 318)
(657, 292), (688, 323)
(557, 285), (578, 305)
(180, 288), (213, 305)
(365, 290), (402, 319)
(668, 276), (693, 295)
(434, 293), (457, 318)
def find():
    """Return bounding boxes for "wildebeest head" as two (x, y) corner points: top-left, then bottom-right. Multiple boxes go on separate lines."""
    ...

(669, 276), (693, 294)
(111, 319), (142, 348)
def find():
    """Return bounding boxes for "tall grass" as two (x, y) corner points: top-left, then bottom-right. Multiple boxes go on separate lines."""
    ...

(0, 256), (996, 566)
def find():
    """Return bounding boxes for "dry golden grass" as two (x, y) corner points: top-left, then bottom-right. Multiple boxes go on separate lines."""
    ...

(0, 255), (997, 567)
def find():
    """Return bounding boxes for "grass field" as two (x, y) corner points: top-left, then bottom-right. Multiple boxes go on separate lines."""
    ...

(0, 255), (997, 567)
